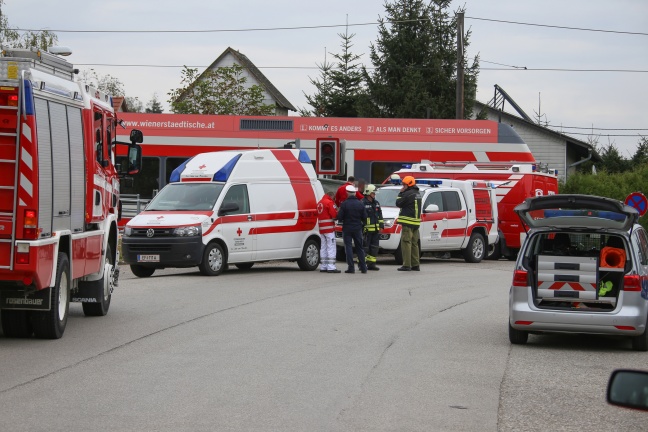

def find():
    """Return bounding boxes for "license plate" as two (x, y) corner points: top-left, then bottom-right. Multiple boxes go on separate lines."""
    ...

(137, 254), (159, 262)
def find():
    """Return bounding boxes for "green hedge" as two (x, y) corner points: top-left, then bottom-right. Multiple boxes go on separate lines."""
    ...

(560, 165), (648, 230)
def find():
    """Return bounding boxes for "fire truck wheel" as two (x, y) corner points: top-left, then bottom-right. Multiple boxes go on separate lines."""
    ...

(297, 239), (320, 271)
(486, 241), (502, 260)
(462, 233), (485, 263)
(31, 252), (70, 339)
(199, 243), (226, 276)
(82, 244), (114, 317)
(509, 321), (528, 345)
(631, 315), (648, 352)
(235, 263), (254, 270)
(130, 265), (155, 278)
(1, 310), (33, 338)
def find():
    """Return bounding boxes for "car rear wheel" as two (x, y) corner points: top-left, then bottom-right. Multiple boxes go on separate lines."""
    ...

(509, 321), (528, 345)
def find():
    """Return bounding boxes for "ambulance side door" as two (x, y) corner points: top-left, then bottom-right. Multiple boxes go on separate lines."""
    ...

(219, 184), (256, 262)
(420, 191), (447, 250)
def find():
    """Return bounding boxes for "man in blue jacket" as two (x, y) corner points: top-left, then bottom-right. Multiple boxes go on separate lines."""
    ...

(337, 185), (368, 274)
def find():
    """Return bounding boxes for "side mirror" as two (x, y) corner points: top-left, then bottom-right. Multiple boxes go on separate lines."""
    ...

(130, 129), (144, 144)
(607, 369), (648, 411)
(127, 144), (142, 175)
(424, 204), (439, 213)
(218, 202), (239, 216)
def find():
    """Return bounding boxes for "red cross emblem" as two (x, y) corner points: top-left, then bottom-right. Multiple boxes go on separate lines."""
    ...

(237, 227), (242, 236)
(433, 223), (437, 230)
(199, 164), (206, 169)
(157, 216), (164, 220)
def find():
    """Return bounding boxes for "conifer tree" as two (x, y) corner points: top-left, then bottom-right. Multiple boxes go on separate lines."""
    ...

(359, 0), (479, 119)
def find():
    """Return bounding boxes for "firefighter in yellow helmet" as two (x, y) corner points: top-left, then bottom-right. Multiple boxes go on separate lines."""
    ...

(362, 184), (384, 270)
(395, 176), (422, 271)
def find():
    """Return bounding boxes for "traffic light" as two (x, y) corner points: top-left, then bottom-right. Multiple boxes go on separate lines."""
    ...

(316, 138), (341, 175)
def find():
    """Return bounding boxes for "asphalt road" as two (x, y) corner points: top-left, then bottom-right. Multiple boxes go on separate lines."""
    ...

(0, 256), (646, 431)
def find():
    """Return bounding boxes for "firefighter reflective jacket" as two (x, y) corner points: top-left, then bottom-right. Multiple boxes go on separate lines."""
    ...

(396, 186), (422, 227)
(362, 196), (384, 232)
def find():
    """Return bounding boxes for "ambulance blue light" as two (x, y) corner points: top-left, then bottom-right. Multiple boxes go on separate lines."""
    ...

(298, 149), (311, 163)
(23, 79), (34, 115)
(402, 164), (412, 169)
(169, 156), (194, 183)
(213, 154), (242, 182)
(417, 179), (443, 186)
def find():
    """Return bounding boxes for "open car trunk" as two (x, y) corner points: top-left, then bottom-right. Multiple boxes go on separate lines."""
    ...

(523, 232), (628, 311)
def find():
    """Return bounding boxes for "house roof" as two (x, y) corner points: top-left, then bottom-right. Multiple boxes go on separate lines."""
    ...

(474, 101), (600, 161)
(176, 47), (296, 112)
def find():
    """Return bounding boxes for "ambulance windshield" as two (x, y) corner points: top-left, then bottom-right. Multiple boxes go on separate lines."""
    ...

(374, 187), (401, 207)
(146, 183), (224, 211)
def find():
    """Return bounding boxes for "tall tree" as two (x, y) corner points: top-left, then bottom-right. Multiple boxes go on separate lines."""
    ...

(302, 29), (364, 117)
(168, 64), (275, 116)
(631, 136), (648, 167)
(145, 93), (164, 114)
(300, 59), (334, 117)
(359, 0), (478, 119)
(598, 143), (630, 173)
(0, 1), (58, 50)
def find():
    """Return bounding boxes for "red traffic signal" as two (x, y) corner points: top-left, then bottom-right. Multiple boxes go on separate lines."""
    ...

(316, 138), (341, 174)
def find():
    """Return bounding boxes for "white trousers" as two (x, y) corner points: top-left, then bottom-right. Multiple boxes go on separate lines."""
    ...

(319, 232), (337, 270)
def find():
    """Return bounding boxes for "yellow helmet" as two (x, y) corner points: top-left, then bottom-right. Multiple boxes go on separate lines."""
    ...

(402, 176), (416, 187)
(365, 184), (376, 194)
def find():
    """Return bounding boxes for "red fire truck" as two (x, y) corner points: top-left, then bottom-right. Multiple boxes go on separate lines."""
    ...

(0, 47), (143, 339)
(387, 161), (559, 259)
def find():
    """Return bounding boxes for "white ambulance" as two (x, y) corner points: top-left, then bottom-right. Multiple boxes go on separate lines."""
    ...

(122, 149), (324, 277)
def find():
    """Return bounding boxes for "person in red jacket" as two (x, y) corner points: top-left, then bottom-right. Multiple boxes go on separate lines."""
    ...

(335, 176), (355, 207)
(317, 192), (340, 273)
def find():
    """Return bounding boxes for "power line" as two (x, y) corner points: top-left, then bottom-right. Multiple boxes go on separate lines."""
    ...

(465, 16), (648, 36)
(13, 17), (648, 36)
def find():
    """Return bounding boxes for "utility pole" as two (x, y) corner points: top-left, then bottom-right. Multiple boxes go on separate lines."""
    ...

(455, 12), (465, 119)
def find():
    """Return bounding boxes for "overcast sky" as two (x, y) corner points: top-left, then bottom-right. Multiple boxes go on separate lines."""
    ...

(5, 0), (647, 156)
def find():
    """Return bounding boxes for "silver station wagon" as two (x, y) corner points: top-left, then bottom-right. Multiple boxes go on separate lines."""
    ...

(509, 195), (648, 351)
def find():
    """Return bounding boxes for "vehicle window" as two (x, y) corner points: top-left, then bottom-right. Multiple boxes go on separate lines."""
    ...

(442, 191), (461, 211)
(145, 183), (223, 211)
(634, 230), (648, 266)
(248, 183), (296, 213)
(424, 192), (443, 211)
(222, 184), (250, 215)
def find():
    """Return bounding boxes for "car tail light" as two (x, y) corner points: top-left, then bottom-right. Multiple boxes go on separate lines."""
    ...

(24, 209), (37, 239)
(512, 269), (528, 287)
(8, 94), (18, 107)
(623, 274), (642, 292)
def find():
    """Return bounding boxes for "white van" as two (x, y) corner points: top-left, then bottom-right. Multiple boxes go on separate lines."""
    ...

(121, 149), (324, 277)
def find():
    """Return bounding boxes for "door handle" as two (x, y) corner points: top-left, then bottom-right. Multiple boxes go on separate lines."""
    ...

(247, 215), (253, 221)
